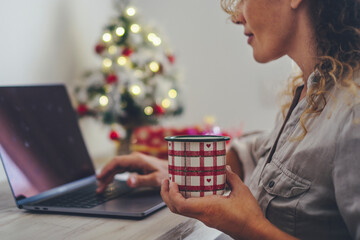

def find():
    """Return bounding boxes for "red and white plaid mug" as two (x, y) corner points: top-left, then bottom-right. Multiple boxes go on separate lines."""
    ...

(164, 135), (230, 198)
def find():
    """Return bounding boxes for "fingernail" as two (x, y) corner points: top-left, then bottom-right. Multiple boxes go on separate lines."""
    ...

(226, 165), (232, 171)
(163, 178), (170, 186)
(129, 175), (136, 187)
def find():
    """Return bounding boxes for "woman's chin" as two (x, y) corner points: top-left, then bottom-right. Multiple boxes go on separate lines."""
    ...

(253, 51), (283, 64)
(253, 54), (272, 63)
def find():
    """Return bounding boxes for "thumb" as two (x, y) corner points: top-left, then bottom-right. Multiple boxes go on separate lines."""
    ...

(127, 173), (161, 188)
(226, 165), (244, 194)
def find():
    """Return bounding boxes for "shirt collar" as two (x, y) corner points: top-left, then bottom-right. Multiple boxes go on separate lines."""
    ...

(306, 70), (321, 95)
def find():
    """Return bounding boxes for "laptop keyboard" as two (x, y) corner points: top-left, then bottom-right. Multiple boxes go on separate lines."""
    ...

(36, 183), (131, 209)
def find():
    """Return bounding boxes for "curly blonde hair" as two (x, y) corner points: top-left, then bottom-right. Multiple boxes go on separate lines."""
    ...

(221, 0), (360, 139)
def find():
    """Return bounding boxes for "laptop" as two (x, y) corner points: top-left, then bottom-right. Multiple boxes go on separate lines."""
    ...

(0, 84), (165, 218)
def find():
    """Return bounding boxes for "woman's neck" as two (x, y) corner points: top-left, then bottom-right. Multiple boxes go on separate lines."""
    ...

(287, 7), (317, 101)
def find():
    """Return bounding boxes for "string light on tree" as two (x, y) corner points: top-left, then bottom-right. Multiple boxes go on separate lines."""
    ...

(103, 58), (112, 68)
(161, 98), (171, 109)
(144, 106), (154, 115)
(130, 24), (140, 33)
(116, 27), (125, 36)
(168, 89), (177, 98)
(108, 45), (117, 55)
(126, 7), (136, 16)
(130, 84), (142, 96)
(117, 56), (127, 66)
(152, 37), (161, 46)
(102, 32), (112, 42)
(147, 33), (156, 42)
(149, 61), (160, 72)
(99, 95), (109, 106)
(147, 33), (162, 46)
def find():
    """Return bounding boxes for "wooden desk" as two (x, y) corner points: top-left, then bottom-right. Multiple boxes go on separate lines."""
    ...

(0, 172), (225, 239)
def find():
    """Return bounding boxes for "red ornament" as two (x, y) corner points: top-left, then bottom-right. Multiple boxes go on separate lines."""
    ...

(109, 130), (120, 140)
(95, 44), (106, 54)
(122, 48), (133, 57)
(106, 74), (118, 84)
(77, 104), (88, 115)
(153, 104), (165, 115)
(167, 55), (175, 64)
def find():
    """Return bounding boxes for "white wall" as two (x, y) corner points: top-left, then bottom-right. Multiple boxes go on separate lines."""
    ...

(0, 0), (292, 181)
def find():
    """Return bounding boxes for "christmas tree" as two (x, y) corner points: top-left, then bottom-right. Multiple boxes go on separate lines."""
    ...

(74, 0), (183, 149)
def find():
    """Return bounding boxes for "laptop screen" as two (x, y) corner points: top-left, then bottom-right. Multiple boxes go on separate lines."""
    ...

(0, 85), (95, 200)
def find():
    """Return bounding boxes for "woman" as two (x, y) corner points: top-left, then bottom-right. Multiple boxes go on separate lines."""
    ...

(97, 0), (360, 239)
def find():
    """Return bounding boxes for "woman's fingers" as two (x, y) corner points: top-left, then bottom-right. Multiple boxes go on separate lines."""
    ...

(225, 165), (244, 195)
(96, 157), (131, 193)
(161, 179), (172, 210)
(97, 152), (166, 192)
(96, 170), (120, 193)
(161, 179), (203, 217)
(168, 181), (189, 214)
(127, 172), (163, 188)
(161, 179), (186, 214)
(97, 156), (133, 180)
(96, 180), (110, 193)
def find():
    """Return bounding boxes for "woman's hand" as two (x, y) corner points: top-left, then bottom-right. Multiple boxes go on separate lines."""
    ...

(96, 152), (168, 193)
(161, 165), (297, 240)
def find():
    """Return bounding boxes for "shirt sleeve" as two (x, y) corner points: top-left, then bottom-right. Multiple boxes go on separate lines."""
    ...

(229, 130), (272, 183)
(333, 105), (360, 239)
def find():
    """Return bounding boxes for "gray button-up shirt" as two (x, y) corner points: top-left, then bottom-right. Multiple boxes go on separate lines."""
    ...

(231, 71), (360, 239)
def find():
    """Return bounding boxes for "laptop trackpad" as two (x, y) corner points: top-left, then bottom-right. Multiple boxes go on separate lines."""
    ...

(93, 187), (164, 213)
